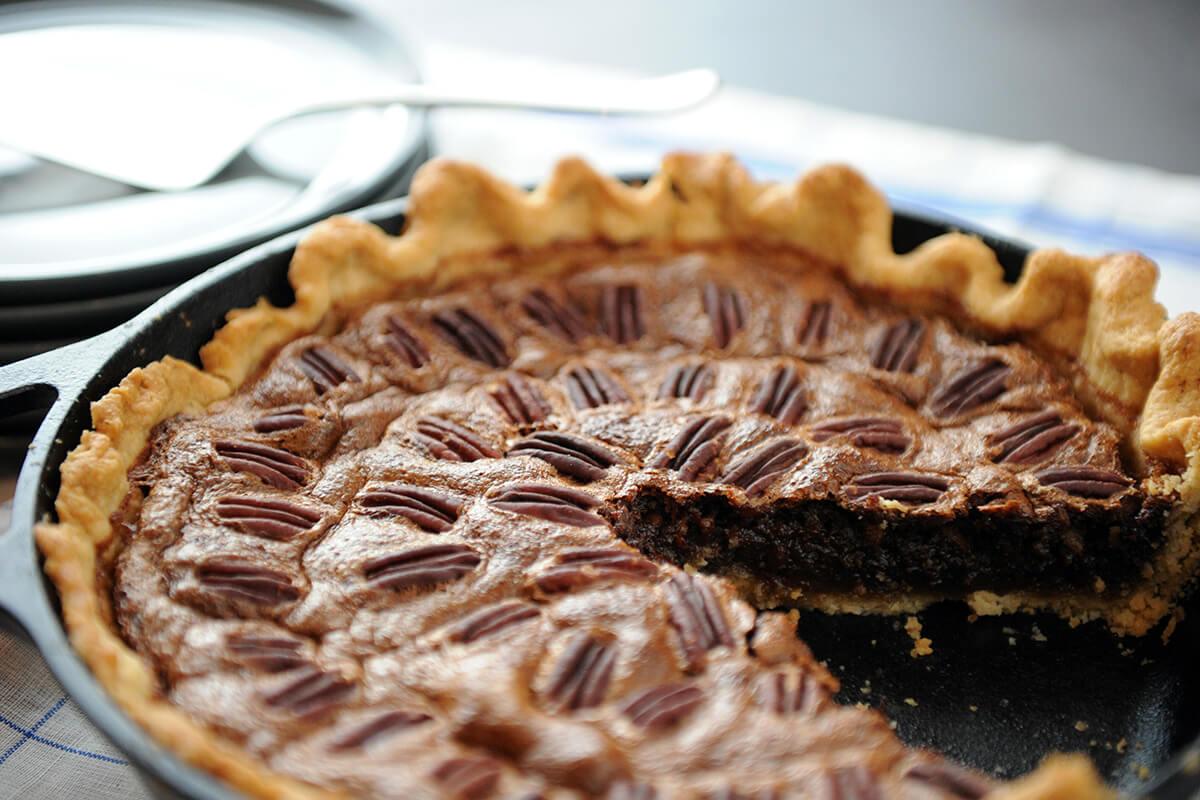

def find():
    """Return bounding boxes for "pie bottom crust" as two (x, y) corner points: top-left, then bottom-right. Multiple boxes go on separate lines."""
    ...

(37, 153), (1200, 798)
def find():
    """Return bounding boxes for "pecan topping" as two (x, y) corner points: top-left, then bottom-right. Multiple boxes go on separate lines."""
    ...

(432, 307), (509, 367)
(261, 665), (354, 718)
(522, 289), (590, 342)
(600, 284), (644, 344)
(847, 471), (950, 504)
(329, 709), (433, 751)
(987, 410), (1079, 465)
(385, 315), (430, 368)
(657, 362), (714, 402)
(214, 440), (309, 489)
(663, 573), (734, 670)
(215, 496), (321, 540)
(703, 282), (746, 348)
(809, 417), (910, 454)
(534, 548), (658, 593)
(227, 633), (307, 672)
(650, 416), (732, 480)
(870, 319), (924, 372)
(431, 756), (503, 800)
(414, 416), (500, 462)
(758, 667), (824, 714)
(195, 558), (300, 605)
(707, 789), (781, 800)
(930, 359), (1011, 417)
(544, 633), (617, 710)
(490, 483), (605, 527)
(357, 484), (466, 532)
(797, 299), (832, 348)
(818, 766), (882, 800)
(363, 544), (481, 591)
(622, 682), (704, 729)
(564, 365), (630, 409)
(718, 438), (808, 496)
(297, 346), (360, 394)
(489, 372), (552, 428)
(748, 365), (807, 425)
(606, 783), (658, 800)
(903, 762), (991, 799)
(254, 405), (308, 433)
(507, 431), (621, 482)
(448, 601), (540, 644)
(1034, 466), (1131, 499)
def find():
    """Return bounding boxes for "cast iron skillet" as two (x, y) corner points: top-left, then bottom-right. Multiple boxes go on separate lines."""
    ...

(1, 193), (1199, 799)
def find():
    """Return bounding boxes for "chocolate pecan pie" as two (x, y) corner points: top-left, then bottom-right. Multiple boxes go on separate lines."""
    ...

(37, 154), (1200, 799)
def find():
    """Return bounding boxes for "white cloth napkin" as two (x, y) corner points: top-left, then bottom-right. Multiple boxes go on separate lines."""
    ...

(4, 42), (1200, 800)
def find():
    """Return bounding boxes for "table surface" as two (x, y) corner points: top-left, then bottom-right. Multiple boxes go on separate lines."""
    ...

(357, 0), (1200, 176)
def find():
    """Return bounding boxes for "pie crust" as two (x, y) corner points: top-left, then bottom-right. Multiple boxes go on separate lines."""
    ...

(36, 152), (1200, 798)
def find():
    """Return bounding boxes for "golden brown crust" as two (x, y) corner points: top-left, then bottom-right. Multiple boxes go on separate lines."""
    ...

(34, 153), (1195, 798)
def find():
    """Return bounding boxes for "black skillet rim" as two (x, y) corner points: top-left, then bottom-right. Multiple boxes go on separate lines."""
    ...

(1, 189), (1198, 799)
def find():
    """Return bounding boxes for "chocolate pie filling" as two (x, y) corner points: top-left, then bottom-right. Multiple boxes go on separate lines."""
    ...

(108, 244), (1163, 797)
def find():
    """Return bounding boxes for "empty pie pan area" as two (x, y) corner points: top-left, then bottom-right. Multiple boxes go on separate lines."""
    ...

(0, 190), (1197, 800)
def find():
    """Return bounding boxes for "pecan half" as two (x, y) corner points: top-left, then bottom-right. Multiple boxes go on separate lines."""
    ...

(621, 682), (704, 730)
(414, 416), (499, 462)
(522, 289), (590, 342)
(987, 410), (1079, 465)
(758, 667), (824, 715)
(809, 417), (910, 454)
(870, 319), (924, 373)
(748, 365), (807, 425)
(357, 484), (466, 532)
(847, 471), (950, 504)
(703, 283), (746, 349)
(385, 315), (430, 368)
(448, 601), (540, 644)
(363, 544), (481, 591)
(214, 440), (309, 489)
(600, 284), (644, 344)
(254, 405), (308, 433)
(432, 307), (510, 367)
(261, 665), (354, 718)
(544, 633), (617, 710)
(650, 416), (732, 481)
(298, 347), (360, 394)
(431, 757), (503, 800)
(797, 299), (832, 348)
(215, 496), (322, 540)
(607, 783), (659, 800)
(490, 483), (605, 527)
(564, 365), (630, 409)
(718, 438), (808, 496)
(664, 572), (734, 671)
(1034, 466), (1131, 499)
(706, 788), (781, 800)
(930, 359), (1011, 417)
(227, 632), (308, 672)
(195, 557), (300, 605)
(507, 431), (621, 482)
(817, 766), (882, 800)
(657, 362), (713, 402)
(534, 547), (658, 593)
(903, 762), (991, 799)
(489, 372), (552, 429)
(328, 709), (433, 751)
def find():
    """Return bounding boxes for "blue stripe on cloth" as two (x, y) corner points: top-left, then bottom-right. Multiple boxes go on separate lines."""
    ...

(0, 701), (128, 766)
(0, 697), (66, 766)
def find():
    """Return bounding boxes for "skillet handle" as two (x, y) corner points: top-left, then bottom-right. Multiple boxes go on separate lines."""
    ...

(0, 334), (117, 637)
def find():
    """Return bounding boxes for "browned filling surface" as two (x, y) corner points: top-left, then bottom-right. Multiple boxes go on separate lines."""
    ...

(112, 246), (1156, 798)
